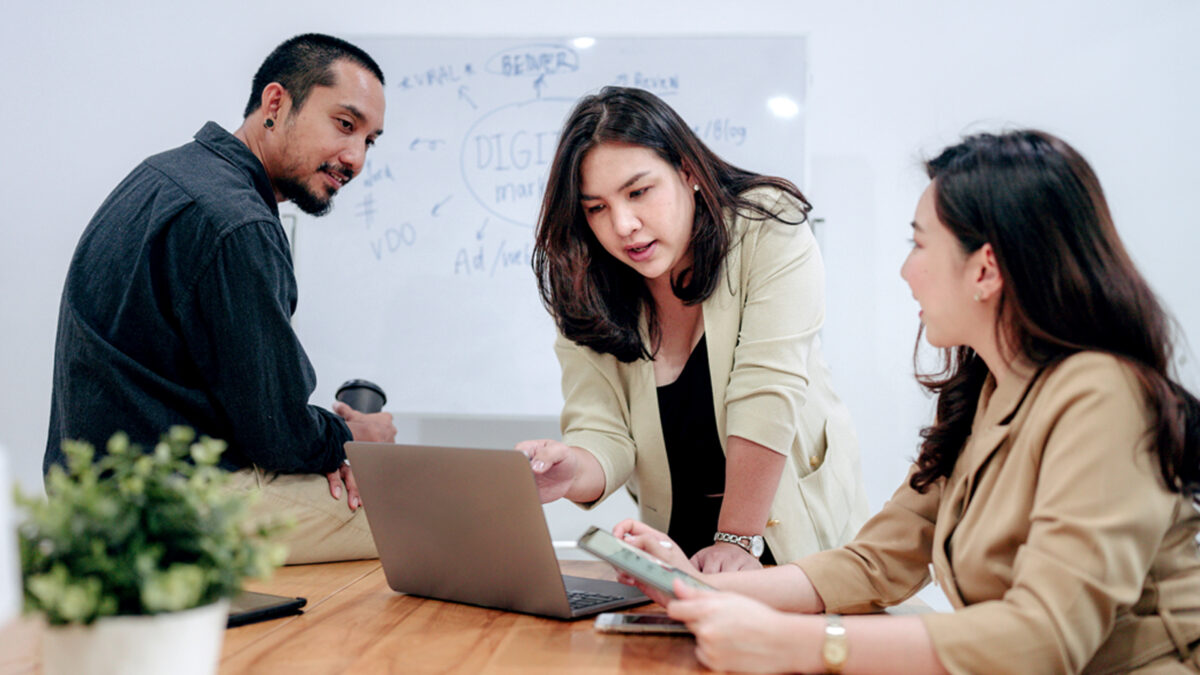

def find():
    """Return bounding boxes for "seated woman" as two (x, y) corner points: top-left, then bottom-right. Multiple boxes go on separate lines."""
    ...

(519, 87), (869, 572)
(616, 129), (1200, 673)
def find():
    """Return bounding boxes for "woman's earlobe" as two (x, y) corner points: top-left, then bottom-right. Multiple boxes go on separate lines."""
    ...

(679, 164), (697, 188)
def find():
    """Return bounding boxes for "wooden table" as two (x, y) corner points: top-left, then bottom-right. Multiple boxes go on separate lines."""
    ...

(1, 560), (715, 674)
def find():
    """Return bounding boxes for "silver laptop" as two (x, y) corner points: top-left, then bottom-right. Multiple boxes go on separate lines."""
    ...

(345, 442), (647, 619)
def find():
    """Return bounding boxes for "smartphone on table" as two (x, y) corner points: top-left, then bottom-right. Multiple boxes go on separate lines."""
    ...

(576, 525), (715, 599)
(594, 612), (690, 634)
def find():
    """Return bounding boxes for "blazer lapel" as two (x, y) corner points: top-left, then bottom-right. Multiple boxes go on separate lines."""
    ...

(933, 423), (1012, 607)
(951, 361), (1042, 499)
(933, 362), (1040, 603)
(702, 268), (740, 450)
(629, 310), (671, 528)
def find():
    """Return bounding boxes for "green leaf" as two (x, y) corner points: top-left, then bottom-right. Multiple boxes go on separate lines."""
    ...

(189, 437), (226, 467)
(62, 440), (95, 477)
(166, 426), (195, 446)
(26, 565), (109, 625)
(106, 431), (131, 456)
(141, 564), (206, 613)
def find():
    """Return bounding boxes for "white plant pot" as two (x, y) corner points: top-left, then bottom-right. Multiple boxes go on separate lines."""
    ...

(42, 598), (230, 675)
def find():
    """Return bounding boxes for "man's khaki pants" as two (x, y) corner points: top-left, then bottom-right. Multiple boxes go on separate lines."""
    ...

(226, 467), (378, 565)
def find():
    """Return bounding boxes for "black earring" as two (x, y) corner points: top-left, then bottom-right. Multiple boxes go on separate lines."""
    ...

(264, 118), (275, 129)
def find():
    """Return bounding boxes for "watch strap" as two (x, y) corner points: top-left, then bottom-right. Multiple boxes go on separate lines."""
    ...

(712, 531), (763, 558)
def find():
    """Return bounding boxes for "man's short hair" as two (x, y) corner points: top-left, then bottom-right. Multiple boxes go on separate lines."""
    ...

(243, 33), (385, 118)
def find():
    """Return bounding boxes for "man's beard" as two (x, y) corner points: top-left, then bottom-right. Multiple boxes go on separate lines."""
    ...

(276, 175), (334, 217)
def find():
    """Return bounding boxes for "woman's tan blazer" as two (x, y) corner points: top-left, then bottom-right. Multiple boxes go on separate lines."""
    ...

(799, 352), (1200, 674)
(555, 187), (869, 563)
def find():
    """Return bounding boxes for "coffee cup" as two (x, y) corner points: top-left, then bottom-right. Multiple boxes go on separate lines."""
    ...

(335, 379), (387, 414)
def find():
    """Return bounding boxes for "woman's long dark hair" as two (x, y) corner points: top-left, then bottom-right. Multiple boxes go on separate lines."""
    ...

(910, 130), (1200, 498)
(532, 87), (810, 362)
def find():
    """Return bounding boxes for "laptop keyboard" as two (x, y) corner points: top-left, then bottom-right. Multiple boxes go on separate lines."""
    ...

(567, 589), (623, 610)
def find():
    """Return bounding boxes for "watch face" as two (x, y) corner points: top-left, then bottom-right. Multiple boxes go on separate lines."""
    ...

(714, 532), (765, 558)
(823, 639), (849, 666)
(750, 536), (764, 558)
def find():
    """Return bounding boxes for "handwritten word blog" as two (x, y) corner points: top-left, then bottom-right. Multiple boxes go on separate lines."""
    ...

(692, 118), (748, 146)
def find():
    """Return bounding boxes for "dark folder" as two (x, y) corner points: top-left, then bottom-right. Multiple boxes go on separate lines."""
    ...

(226, 590), (307, 628)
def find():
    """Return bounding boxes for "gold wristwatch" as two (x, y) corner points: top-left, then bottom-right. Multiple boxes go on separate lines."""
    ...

(822, 614), (848, 673)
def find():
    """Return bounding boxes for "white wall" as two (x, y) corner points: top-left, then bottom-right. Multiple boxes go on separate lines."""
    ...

(3, 0), (1197, 541)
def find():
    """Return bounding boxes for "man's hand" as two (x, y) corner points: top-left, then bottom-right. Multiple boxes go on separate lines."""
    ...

(325, 461), (362, 512)
(333, 401), (396, 442)
(328, 401), (395, 512)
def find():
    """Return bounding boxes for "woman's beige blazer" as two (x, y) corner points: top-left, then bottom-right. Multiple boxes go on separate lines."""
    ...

(799, 352), (1200, 674)
(555, 187), (869, 563)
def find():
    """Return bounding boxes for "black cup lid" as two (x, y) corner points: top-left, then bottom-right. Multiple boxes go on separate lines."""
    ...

(336, 379), (386, 404)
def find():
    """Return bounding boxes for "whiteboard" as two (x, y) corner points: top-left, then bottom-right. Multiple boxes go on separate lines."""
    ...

(290, 36), (807, 416)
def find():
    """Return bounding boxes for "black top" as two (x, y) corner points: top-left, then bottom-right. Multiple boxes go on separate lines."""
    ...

(46, 122), (351, 475)
(657, 335), (728, 557)
(657, 335), (775, 563)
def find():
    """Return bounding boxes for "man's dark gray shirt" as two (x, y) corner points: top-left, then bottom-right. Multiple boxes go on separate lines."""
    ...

(46, 122), (351, 475)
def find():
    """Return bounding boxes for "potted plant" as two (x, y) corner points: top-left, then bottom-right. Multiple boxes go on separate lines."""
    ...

(16, 427), (287, 675)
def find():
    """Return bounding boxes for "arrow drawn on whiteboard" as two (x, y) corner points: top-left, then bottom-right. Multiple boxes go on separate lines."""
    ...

(476, 218), (488, 240)
(432, 195), (453, 217)
(409, 138), (445, 151)
(458, 85), (477, 109)
(533, 73), (546, 98)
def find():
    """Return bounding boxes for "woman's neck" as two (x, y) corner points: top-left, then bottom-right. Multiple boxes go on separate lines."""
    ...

(646, 273), (679, 309)
(646, 277), (704, 385)
(971, 329), (1025, 391)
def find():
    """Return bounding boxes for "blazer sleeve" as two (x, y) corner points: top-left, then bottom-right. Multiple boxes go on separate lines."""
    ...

(724, 190), (827, 453)
(555, 333), (638, 502)
(795, 464), (941, 612)
(921, 356), (1177, 675)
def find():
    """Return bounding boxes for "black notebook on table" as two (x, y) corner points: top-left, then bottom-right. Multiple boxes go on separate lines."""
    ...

(226, 590), (307, 628)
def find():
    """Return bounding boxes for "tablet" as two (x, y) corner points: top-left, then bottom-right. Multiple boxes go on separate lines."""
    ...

(577, 526), (715, 598)
(226, 590), (307, 628)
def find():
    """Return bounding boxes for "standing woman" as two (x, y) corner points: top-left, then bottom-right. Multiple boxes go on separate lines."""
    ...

(519, 87), (869, 572)
(617, 130), (1200, 673)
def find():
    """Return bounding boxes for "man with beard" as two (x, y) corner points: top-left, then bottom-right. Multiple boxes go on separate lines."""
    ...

(45, 34), (395, 564)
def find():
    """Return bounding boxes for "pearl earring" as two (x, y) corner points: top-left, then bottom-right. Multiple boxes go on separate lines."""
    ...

(693, 184), (700, 192)
(973, 291), (982, 302)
